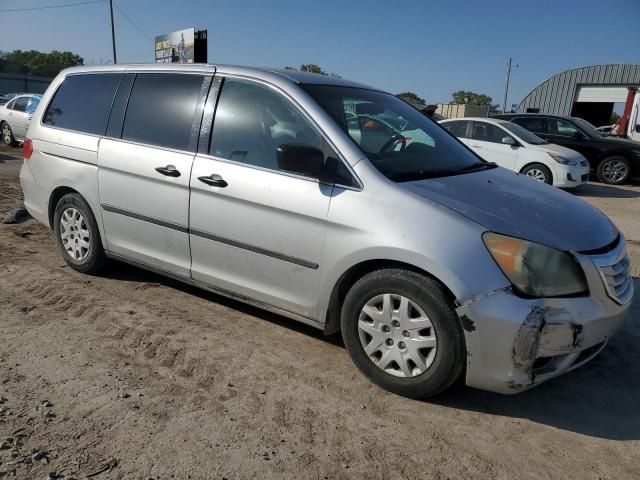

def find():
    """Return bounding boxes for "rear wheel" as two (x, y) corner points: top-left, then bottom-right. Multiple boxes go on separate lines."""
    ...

(341, 269), (465, 398)
(597, 156), (630, 185)
(53, 193), (106, 274)
(1, 122), (16, 146)
(521, 163), (553, 185)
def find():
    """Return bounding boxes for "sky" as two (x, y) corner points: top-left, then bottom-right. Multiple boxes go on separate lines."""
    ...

(1, 0), (639, 108)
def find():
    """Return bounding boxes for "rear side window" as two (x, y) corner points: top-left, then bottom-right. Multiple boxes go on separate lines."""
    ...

(442, 120), (470, 138)
(122, 73), (204, 151)
(12, 97), (29, 112)
(43, 74), (121, 135)
(513, 117), (547, 134)
(471, 122), (507, 143)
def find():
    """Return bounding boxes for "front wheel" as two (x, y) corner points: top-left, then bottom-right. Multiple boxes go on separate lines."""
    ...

(1, 122), (16, 146)
(597, 156), (630, 185)
(521, 163), (553, 185)
(341, 269), (466, 399)
(53, 193), (106, 274)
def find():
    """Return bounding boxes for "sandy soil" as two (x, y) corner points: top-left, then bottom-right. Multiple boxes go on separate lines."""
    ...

(0, 146), (639, 479)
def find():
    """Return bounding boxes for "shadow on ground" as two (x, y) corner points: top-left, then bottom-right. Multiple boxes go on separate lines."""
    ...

(99, 263), (639, 441)
(574, 181), (640, 199)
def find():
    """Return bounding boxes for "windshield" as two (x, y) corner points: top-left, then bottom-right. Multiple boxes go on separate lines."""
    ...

(302, 85), (493, 181)
(571, 117), (599, 138)
(500, 121), (547, 145)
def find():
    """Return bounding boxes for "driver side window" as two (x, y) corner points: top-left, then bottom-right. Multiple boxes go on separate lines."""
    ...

(210, 79), (322, 172)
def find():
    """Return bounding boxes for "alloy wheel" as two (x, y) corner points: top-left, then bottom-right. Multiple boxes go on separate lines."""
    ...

(60, 207), (91, 261)
(1, 124), (11, 144)
(601, 159), (628, 184)
(357, 293), (437, 378)
(526, 168), (546, 182)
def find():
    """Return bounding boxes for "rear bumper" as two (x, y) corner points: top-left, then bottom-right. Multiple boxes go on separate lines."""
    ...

(19, 161), (49, 227)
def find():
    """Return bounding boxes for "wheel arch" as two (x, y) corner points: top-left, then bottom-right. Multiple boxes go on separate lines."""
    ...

(48, 186), (81, 228)
(322, 259), (458, 336)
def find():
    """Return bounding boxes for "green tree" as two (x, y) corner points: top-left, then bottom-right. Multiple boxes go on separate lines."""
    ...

(0, 50), (84, 78)
(451, 90), (496, 107)
(299, 64), (327, 75)
(610, 112), (620, 124)
(396, 91), (426, 105)
(284, 64), (340, 76)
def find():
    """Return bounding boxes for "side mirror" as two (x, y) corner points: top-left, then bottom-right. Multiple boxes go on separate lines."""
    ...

(635, 124), (640, 133)
(571, 131), (584, 140)
(501, 136), (517, 146)
(276, 143), (325, 178)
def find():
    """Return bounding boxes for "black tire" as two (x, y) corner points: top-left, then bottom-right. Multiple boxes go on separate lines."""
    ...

(521, 163), (553, 185)
(341, 269), (466, 399)
(53, 193), (106, 274)
(596, 156), (630, 185)
(1, 122), (16, 147)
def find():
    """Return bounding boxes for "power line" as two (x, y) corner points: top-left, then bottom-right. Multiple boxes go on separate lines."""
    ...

(114, 2), (153, 41)
(0, 0), (105, 13)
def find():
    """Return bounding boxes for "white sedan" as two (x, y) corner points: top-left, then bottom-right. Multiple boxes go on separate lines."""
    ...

(0, 94), (41, 146)
(441, 117), (590, 187)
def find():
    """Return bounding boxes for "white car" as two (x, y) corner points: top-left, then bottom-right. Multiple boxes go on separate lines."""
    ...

(440, 117), (590, 187)
(0, 94), (41, 146)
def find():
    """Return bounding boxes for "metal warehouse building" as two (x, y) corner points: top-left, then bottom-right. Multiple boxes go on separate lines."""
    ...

(516, 64), (640, 126)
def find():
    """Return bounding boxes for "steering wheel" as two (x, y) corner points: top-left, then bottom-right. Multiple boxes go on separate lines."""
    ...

(379, 134), (407, 154)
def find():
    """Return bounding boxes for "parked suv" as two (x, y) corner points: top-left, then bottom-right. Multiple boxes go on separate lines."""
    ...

(493, 113), (640, 184)
(20, 65), (632, 397)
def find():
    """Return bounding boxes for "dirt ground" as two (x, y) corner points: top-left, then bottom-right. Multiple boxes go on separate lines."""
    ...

(0, 144), (639, 480)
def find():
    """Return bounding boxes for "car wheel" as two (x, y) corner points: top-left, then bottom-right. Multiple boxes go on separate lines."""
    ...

(341, 269), (466, 399)
(597, 156), (630, 185)
(1, 122), (16, 146)
(521, 163), (553, 185)
(53, 193), (106, 274)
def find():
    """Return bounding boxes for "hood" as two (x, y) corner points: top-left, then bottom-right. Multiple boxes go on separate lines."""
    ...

(403, 167), (618, 251)
(531, 142), (584, 160)
(598, 135), (640, 148)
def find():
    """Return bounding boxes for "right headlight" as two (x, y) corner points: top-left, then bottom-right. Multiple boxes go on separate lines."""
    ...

(483, 232), (588, 297)
(547, 153), (577, 166)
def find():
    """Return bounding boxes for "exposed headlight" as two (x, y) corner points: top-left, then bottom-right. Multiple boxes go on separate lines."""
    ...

(483, 232), (588, 297)
(548, 153), (577, 166)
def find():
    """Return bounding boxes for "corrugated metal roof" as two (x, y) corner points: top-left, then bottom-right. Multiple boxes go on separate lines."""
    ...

(516, 64), (640, 114)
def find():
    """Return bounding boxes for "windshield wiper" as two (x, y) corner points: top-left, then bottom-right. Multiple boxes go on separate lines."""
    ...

(456, 162), (497, 173)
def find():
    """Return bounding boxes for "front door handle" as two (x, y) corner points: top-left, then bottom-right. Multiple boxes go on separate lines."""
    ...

(198, 174), (228, 187)
(471, 144), (482, 148)
(155, 165), (181, 177)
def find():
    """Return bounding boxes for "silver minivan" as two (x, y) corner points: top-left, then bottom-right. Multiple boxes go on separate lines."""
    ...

(20, 64), (633, 397)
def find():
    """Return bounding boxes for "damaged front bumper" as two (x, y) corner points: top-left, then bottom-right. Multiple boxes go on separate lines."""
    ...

(456, 239), (633, 395)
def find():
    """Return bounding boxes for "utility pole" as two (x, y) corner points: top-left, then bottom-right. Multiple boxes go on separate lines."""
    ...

(109, 0), (117, 64)
(502, 57), (512, 114)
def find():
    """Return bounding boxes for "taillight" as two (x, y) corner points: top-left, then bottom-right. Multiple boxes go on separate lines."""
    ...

(23, 138), (33, 160)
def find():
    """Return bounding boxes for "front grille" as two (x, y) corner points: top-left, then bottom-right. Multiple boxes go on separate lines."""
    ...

(581, 173), (589, 182)
(589, 237), (634, 305)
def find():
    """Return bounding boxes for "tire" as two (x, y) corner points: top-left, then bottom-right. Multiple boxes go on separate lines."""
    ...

(341, 269), (465, 399)
(521, 163), (553, 185)
(53, 193), (106, 274)
(1, 122), (16, 147)
(596, 156), (630, 185)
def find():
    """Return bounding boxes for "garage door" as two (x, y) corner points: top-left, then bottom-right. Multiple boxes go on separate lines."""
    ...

(575, 86), (629, 102)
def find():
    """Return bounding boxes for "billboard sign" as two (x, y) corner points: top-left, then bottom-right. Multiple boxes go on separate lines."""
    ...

(155, 28), (195, 63)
